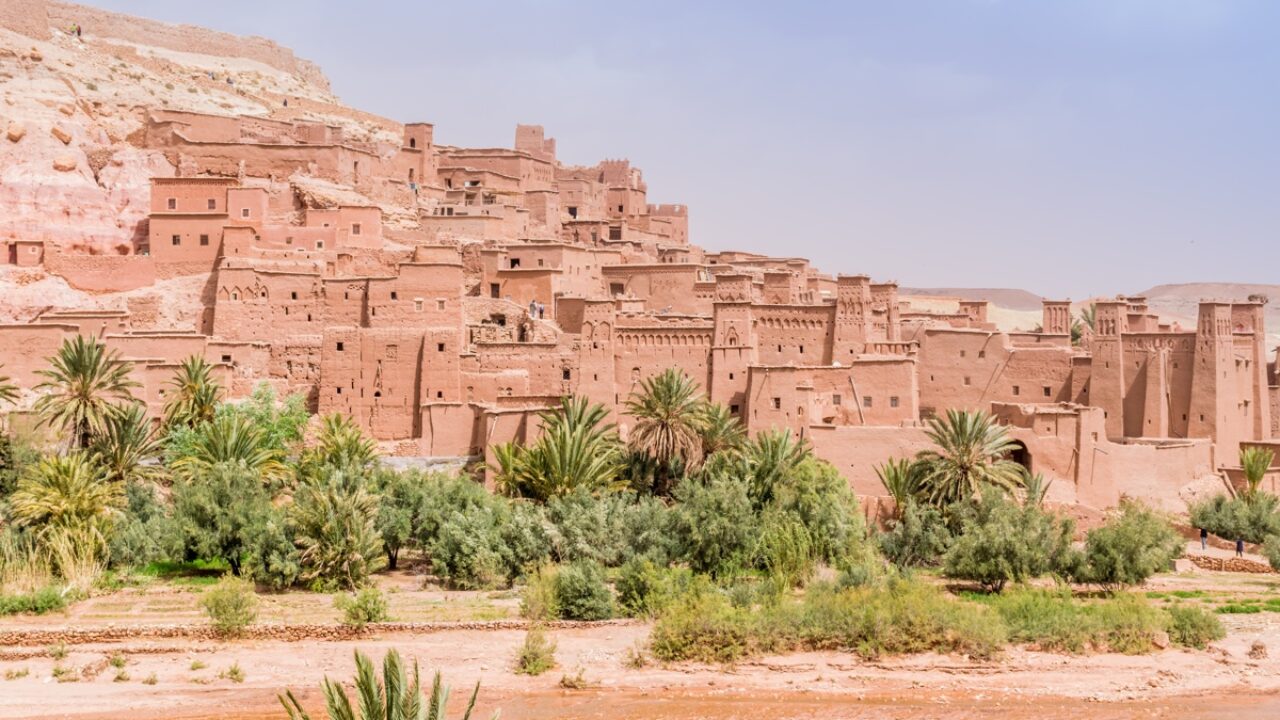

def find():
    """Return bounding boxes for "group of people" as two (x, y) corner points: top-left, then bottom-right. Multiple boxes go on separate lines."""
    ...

(1200, 527), (1247, 558)
(527, 300), (546, 320)
(67, 23), (83, 38)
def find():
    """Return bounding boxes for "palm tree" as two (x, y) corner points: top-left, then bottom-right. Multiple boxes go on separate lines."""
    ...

(170, 413), (288, 486)
(34, 335), (140, 448)
(9, 452), (123, 542)
(280, 649), (495, 720)
(492, 396), (622, 501)
(875, 457), (923, 517)
(697, 402), (746, 459)
(93, 403), (164, 485)
(1241, 445), (1275, 500)
(305, 413), (379, 471)
(739, 429), (810, 508)
(625, 369), (705, 496)
(291, 466), (384, 589)
(1078, 304), (1097, 333)
(914, 409), (1025, 508)
(163, 355), (222, 428)
(0, 365), (19, 406)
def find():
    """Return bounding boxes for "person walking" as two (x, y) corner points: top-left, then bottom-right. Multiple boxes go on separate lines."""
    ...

(1236, 538), (1245, 558)
(1200, 527), (1208, 551)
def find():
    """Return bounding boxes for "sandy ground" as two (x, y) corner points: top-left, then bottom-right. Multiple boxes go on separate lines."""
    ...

(2, 565), (1279, 719)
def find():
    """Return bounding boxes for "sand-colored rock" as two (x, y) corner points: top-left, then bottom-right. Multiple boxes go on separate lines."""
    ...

(50, 124), (71, 144)
(5, 122), (25, 142)
(51, 153), (76, 171)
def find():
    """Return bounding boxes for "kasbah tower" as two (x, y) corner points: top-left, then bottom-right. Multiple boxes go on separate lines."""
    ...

(0, 0), (1275, 520)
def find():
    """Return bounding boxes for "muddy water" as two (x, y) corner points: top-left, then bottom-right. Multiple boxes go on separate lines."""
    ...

(168, 688), (1280, 720)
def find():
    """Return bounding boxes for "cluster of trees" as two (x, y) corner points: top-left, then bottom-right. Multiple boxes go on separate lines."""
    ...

(874, 409), (1183, 592)
(1190, 446), (1280, 568)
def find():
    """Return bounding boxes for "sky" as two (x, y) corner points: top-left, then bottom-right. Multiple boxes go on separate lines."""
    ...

(91, 0), (1279, 298)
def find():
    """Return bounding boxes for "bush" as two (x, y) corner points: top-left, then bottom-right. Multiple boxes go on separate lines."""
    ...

(1263, 534), (1280, 571)
(649, 577), (1006, 664)
(372, 468), (425, 570)
(616, 557), (694, 618)
(545, 490), (673, 568)
(670, 475), (759, 577)
(553, 560), (614, 620)
(199, 575), (258, 637)
(334, 586), (390, 629)
(417, 475), (513, 589)
(981, 587), (1175, 654)
(108, 481), (181, 570)
(878, 501), (952, 568)
(752, 509), (815, 587)
(943, 493), (1074, 593)
(766, 458), (868, 566)
(1167, 604), (1225, 649)
(519, 564), (559, 621)
(1189, 493), (1280, 545)
(291, 467), (385, 591)
(1070, 500), (1182, 591)
(514, 625), (557, 675)
(0, 586), (67, 616)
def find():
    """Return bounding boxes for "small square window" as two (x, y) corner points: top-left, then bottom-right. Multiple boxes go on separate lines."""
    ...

(167, 198), (176, 210)
(437, 300), (446, 310)
(772, 397), (781, 410)
(336, 342), (345, 351)
(171, 235), (181, 246)
(729, 373), (735, 380)
(1012, 385), (1020, 396)
(336, 387), (342, 395)
(562, 369), (571, 380)
(863, 396), (873, 408)
(437, 343), (445, 352)
(241, 208), (250, 218)
(963, 376), (971, 386)
(352, 223), (362, 236)
(199, 234), (209, 246)
(890, 396), (899, 408)
(207, 198), (216, 210)
(391, 291), (398, 300)
(832, 394), (842, 406)
(1043, 386), (1052, 397)
(415, 299), (423, 312)
(978, 350), (986, 359)
(291, 291), (298, 300)
(436, 391), (444, 399)
(220, 354), (232, 363)
(730, 404), (740, 414)
(960, 350), (966, 358)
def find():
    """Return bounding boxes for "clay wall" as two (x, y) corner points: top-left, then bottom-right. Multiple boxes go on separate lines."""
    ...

(752, 305), (836, 366)
(43, 252), (156, 293)
(0, 324), (76, 387)
(601, 264), (708, 315)
(318, 327), (423, 439)
(916, 328), (1075, 418)
(614, 328), (713, 405)
(745, 360), (916, 435)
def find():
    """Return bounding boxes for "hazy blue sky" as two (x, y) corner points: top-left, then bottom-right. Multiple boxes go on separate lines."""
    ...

(93, 0), (1278, 298)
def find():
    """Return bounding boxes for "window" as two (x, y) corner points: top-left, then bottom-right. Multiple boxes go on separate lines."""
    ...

(409, 137), (416, 149)
(832, 394), (842, 406)
(608, 226), (622, 241)
(336, 387), (342, 395)
(391, 291), (398, 300)
(221, 354), (232, 363)
(510, 258), (521, 269)
(171, 235), (181, 246)
(414, 299), (423, 312)
(290, 291), (298, 300)
(437, 343), (445, 352)
(490, 283), (500, 298)
(1012, 385), (1020, 396)
(199, 234), (209, 246)
(437, 300), (445, 310)
(963, 376), (971, 386)
(207, 198), (216, 210)
(316, 241), (324, 249)
(336, 342), (345, 351)
(729, 373), (734, 380)
(960, 350), (966, 358)
(617, 204), (624, 212)
(167, 198), (176, 210)
(436, 391), (444, 399)
(1043, 386), (1052, 397)
(351, 223), (362, 236)
(241, 208), (250, 218)
(799, 345), (805, 354)
(567, 206), (578, 218)
(772, 397), (781, 410)
(978, 350), (986, 359)
(730, 404), (740, 414)
(863, 396), (873, 408)
(537, 259), (544, 267)
(562, 369), (571, 380)
(890, 396), (900, 408)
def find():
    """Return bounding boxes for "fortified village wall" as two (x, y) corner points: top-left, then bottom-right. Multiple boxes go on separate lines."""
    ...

(0, 5), (1276, 518)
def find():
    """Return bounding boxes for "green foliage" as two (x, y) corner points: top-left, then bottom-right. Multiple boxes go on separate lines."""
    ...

(168, 414), (289, 487)
(91, 403), (164, 485)
(1070, 500), (1181, 591)
(1167, 604), (1225, 649)
(624, 368), (706, 496)
(1190, 493), (1280, 545)
(519, 564), (559, 621)
(34, 335), (139, 449)
(372, 468), (424, 570)
(878, 500), (952, 568)
(650, 577), (1006, 664)
(162, 355), (222, 429)
(0, 365), (18, 407)
(279, 649), (495, 720)
(553, 560), (614, 620)
(199, 574), (258, 637)
(9, 452), (123, 545)
(616, 557), (694, 618)
(981, 587), (1183, 653)
(875, 457), (923, 514)
(0, 432), (40, 497)
(334, 586), (390, 629)
(0, 586), (67, 616)
(492, 396), (624, 501)
(943, 492), (1074, 593)
(670, 474), (758, 577)
(301, 413), (379, 474)
(1263, 534), (1280, 571)
(291, 467), (385, 591)
(1240, 446), (1275, 499)
(765, 458), (868, 567)
(416, 475), (511, 589)
(171, 462), (296, 582)
(914, 410), (1025, 508)
(752, 509), (815, 587)
(514, 625), (557, 676)
(697, 402), (745, 459)
(737, 429), (811, 509)
(545, 489), (674, 567)
(108, 480), (180, 569)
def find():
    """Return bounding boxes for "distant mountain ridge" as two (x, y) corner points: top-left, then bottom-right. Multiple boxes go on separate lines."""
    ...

(899, 287), (1045, 312)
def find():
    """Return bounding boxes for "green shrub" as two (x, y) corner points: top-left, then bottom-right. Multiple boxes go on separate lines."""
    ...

(501, 501), (553, 579)
(1167, 605), (1225, 649)
(334, 586), (390, 629)
(877, 501), (952, 568)
(0, 586), (67, 616)
(752, 510), (816, 587)
(108, 481), (181, 570)
(766, 458), (868, 566)
(199, 575), (259, 637)
(514, 625), (557, 675)
(981, 588), (1173, 654)
(1263, 535), (1280, 571)
(372, 468), (426, 570)
(553, 560), (614, 620)
(520, 564), (560, 621)
(1189, 493), (1280, 545)
(290, 467), (385, 591)
(544, 490), (673, 568)
(943, 492), (1074, 593)
(615, 557), (694, 618)
(1070, 500), (1181, 591)
(670, 475), (758, 577)
(417, 475), (512, 589)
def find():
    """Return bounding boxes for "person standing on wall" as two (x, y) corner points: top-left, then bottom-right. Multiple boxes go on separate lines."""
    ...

(1200, 527), (1208, 551)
